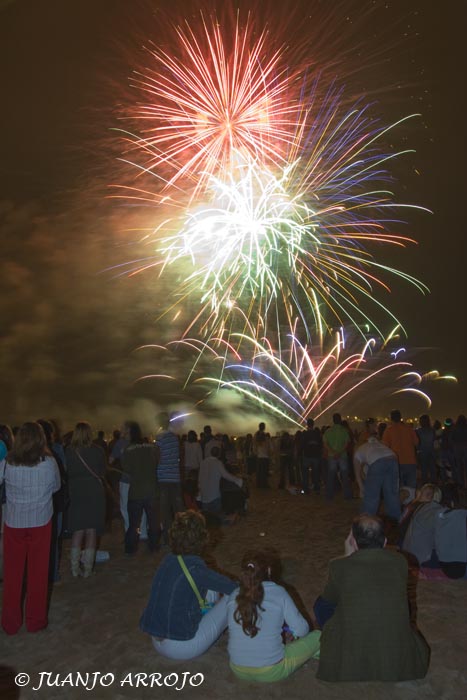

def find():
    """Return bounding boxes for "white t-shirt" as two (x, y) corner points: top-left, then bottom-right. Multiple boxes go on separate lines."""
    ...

(354, 437), (397, 469)
(227, 581), (309, 667)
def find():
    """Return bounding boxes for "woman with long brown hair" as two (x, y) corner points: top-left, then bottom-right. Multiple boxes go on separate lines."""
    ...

(65, 422), (106, 577)
(1, 422), (60, 634)
(227, 551), (320, 682)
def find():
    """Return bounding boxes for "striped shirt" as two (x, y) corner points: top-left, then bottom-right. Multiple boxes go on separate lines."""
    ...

(1, 456), (61, 528)
(155, 431), (180, 483)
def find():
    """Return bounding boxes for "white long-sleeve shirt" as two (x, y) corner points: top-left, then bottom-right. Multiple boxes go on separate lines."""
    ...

(198, 456), (242, 504)
(227, 582), (310, 667)
(183, 441), (203, 470)
(2, 456), (61, 528)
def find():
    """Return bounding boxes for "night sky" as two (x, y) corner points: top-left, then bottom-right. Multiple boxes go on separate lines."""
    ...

(0, 0), (465, 433)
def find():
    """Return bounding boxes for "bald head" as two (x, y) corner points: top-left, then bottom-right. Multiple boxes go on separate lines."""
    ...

(351, 514), (385, 549)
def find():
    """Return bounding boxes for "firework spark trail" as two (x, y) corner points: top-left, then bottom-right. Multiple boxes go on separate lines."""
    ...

(150, 327), (455, 427)
(118, 14), (297, 193)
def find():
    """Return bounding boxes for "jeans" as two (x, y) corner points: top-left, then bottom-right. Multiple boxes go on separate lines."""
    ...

(362, 456), (401, 520)
(119, 481), (130, 532)
(125, 497), (159, 553)
(159, 483), (185, 543)
(326, 454), (352, 500)
(256, 458), (270, 488)
(453, 446), (467, 487)
(399, 463), (417, 489)
(152, 595), (228, 660)
(279, 455), (295, 487)
(202, 498), (222, 513)
(49, 511), (63, 583)
(419, 451), (436, 483)
(302, 456), (321, 493)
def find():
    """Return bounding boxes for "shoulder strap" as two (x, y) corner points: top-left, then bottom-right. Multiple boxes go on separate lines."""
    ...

(76, 450), (102, 481)
(177, 555), (204, 608)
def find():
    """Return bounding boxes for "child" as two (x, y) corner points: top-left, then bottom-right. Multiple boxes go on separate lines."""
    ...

(227, 551), (320, 682)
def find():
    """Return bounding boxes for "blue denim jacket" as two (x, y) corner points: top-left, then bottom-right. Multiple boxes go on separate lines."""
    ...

(140, 553), (236, 640)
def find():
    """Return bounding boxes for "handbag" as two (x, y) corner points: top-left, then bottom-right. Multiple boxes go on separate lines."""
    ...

(177, 555), (215, 615)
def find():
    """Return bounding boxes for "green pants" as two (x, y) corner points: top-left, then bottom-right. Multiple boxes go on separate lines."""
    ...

(230, 630), (321, 683)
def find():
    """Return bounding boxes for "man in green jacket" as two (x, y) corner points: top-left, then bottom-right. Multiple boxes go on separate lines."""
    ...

(317, 514), (430, 682)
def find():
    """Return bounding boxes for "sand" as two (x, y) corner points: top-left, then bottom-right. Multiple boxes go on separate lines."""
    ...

(1, 486), (466, 700)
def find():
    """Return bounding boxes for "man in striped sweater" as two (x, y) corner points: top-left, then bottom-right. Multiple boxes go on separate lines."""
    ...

(156, 413), (184, 545)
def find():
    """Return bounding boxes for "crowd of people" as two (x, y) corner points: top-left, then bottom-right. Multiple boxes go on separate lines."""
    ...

(0, 408), (466, 683)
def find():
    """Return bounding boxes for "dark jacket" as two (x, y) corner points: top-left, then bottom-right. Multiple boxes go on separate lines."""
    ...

(317, 548), (430, 681)
(140, 553), (236, 640)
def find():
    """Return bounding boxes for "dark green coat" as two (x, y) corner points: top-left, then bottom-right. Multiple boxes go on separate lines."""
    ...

(317, 548), (430, 682)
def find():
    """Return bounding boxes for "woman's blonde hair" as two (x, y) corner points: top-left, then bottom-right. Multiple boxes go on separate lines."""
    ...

(70, 421), (93, 448)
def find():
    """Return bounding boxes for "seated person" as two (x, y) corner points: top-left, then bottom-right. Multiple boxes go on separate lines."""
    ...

(199, 446), (243, 513)
(401, 484), (443, 564)
(399, 483), (440, 539)
(139, 510), (236, 660)
(316, 515), (430, 682)
(227, 551), (320, 682)
(404, 483), (467, 578)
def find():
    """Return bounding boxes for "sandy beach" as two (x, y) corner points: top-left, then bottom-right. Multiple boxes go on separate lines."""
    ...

(1, 484), (466, 700)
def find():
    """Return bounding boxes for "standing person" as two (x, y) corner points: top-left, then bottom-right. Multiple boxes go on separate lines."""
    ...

(353, 422), (401, 520)
(227, 551), (321, 682)
(253, 422), (271, 489)
(451, 415), (467, 487)
(0, 424), (14, 553)
(109, 423), (131, 534)
(201, 425), (222, 459)
(122, 422), (160, 555)
(93, 430), (108, 456)
(383, 410), (419, 489)
(300, 418), (323, 495)
(183, 430), (203, 473)
(156, 412), (184, 545)
(37, 419), (67, 584)
(1, 422), (60, 634)
(244, 433), (256, 475)
(416, 415), (437, 484)
(323, 414), (352, 500)
(439, 418), (455, 482)
(353, 418), (376, 498)
(293, 430), (303, 489)
(66, 422), (107, 577)
(316, 515), (430, 682)
(278, 432), (295, 489)
(199, 446), (243, 513)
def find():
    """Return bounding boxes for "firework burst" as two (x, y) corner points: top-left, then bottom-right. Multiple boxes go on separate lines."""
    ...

(117, 13), (297, 194)
(169, 327), (456, 427)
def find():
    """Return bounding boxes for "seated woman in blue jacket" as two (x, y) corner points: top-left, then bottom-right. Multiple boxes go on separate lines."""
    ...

(140, 509), (236, 660)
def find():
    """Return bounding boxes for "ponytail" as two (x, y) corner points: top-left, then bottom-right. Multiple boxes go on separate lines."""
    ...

(234, 552), (271, 637)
